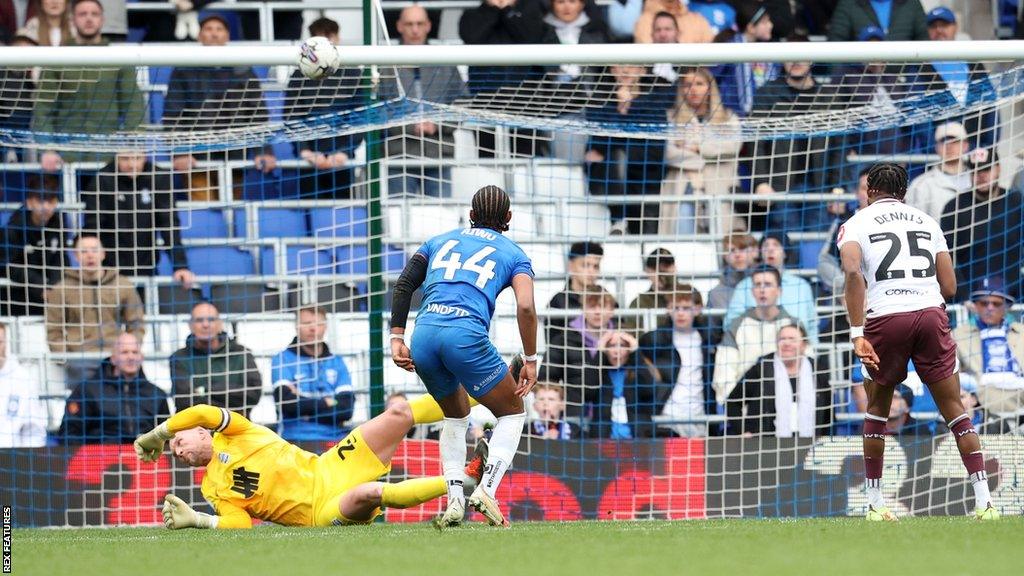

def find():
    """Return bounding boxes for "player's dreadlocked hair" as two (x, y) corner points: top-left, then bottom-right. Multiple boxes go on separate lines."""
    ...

(470, 185), (511, 232)
(866, 162), (909, 201)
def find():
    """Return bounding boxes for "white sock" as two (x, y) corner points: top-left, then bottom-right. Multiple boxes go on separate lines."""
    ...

(480, 412), (526, 498)
(868, 483), (884, 506)
(970, 470), (991, 510)
(440, 416), (470, 506)
(865, 478), (885, 509)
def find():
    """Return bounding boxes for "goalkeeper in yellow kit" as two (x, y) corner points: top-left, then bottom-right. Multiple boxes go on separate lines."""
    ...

(134, 395), (485, 529)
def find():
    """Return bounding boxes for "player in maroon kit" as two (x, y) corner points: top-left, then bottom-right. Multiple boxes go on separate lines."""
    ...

(839, 163), (999, 521)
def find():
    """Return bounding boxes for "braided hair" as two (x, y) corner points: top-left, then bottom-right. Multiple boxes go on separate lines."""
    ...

(866, 162), (909, 201)
(470, 185), (511, 232)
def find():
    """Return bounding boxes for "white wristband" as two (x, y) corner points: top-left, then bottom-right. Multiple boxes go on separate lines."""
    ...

(523, 354), (539, 362)
(389, 334), (405, 341)
(849, 326), (865, 340)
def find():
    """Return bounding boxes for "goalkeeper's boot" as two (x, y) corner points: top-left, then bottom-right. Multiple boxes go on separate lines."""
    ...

(468, 486), (509, 528)
(866, 505), (898, 522)
(974, 503), (1000, 521)
(463, 437), (489, 493)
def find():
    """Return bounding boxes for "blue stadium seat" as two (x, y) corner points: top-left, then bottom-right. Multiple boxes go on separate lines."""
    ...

(335, 246), (368, 275)
(234, 208), (308, 239)
(186, 247), (255, 275)
(334, 245), (405, 275)
(799, 240), (825, 270)
(179, 209), (229, 239)
(260, 246), (334, 275)
(0, 211), (11, 227)
(310, 206), (368, 238)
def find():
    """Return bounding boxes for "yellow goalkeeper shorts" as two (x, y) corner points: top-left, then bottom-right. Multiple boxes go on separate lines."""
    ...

(311, 427), (391, 526)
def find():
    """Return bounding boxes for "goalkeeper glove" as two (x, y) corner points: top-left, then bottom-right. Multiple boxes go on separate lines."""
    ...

(162, 494), (218, 530)
(134, 422), (173, 462)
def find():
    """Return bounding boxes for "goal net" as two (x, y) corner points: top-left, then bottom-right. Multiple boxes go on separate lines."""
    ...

(1, 27), (1023, 526)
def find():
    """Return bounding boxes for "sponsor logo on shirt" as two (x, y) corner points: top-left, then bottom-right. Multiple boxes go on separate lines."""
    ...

(885, 288), (923, 296)
(424, 303), (470, 317)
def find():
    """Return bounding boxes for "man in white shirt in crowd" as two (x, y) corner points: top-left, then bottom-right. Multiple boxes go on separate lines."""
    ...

(904, 121), (971, 221)
(0, 323), (48, 447)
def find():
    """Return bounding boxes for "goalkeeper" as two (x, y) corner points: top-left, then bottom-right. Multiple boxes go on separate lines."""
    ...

(135, 395), (485, 529)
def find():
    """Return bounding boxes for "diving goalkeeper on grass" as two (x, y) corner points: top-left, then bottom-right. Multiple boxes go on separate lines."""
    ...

(134, 395), (486, 529)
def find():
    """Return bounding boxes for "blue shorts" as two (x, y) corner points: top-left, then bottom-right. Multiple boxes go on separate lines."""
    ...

(410, 323), (508, 400)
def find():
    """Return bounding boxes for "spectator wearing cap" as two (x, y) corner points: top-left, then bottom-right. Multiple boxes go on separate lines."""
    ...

(904, 121), (972, 221)
(549, 241), (603, 310)
(32, 0), (145, 171)
(953, 276), (1024, 415)
(624, 248), (679, 330)
(687, 1), (736, 36)
(914, 8), (998, 148)
(711, 3), (779, 117)
(632, 0), (714, 44)
(723, 231), (818, 344)
(827, 0), (928, 42)
(941, 148), (1024, 300)
(0, 175), (70, 315)
(708, 233), (758, 311)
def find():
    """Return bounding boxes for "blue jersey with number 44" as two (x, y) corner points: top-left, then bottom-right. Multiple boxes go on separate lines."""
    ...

(415, 228), (533, 331)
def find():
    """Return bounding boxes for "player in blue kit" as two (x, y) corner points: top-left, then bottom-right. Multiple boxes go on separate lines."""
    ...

(390, 185), (539, 529)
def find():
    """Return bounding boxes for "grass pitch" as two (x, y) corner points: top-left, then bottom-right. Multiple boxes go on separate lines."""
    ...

(14, 518), (1022, 576)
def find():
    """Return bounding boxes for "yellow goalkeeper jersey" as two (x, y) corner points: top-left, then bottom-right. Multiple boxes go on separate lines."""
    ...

(165, 405), (318, 528)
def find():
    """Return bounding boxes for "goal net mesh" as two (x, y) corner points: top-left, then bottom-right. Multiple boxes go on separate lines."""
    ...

(1, 31), (1023, 526)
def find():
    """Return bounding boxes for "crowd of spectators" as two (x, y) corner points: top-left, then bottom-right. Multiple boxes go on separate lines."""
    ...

(1, 1), (1023, 446)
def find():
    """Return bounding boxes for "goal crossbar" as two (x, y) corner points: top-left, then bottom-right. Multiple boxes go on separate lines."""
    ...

(2, 40), (1023, 67)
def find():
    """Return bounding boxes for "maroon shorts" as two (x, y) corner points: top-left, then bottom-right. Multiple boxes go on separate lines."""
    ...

(863, 306), (957, 386)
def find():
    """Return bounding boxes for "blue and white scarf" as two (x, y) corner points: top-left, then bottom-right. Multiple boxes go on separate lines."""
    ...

(978, 320), (1024, 390)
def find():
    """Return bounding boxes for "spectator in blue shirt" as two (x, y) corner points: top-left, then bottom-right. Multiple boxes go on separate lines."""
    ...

(711, 3), (778, 116)
(272, 306), (355, 441)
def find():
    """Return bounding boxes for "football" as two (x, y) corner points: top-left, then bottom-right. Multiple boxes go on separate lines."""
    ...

(297, 36), (340, 80)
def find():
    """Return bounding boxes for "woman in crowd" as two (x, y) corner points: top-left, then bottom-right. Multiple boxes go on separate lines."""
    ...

(661, 66), (743, 235)
(19, 0), (76, 46)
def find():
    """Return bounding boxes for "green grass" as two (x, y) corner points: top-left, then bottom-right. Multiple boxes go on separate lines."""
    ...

(13, 518), (1023, 576)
